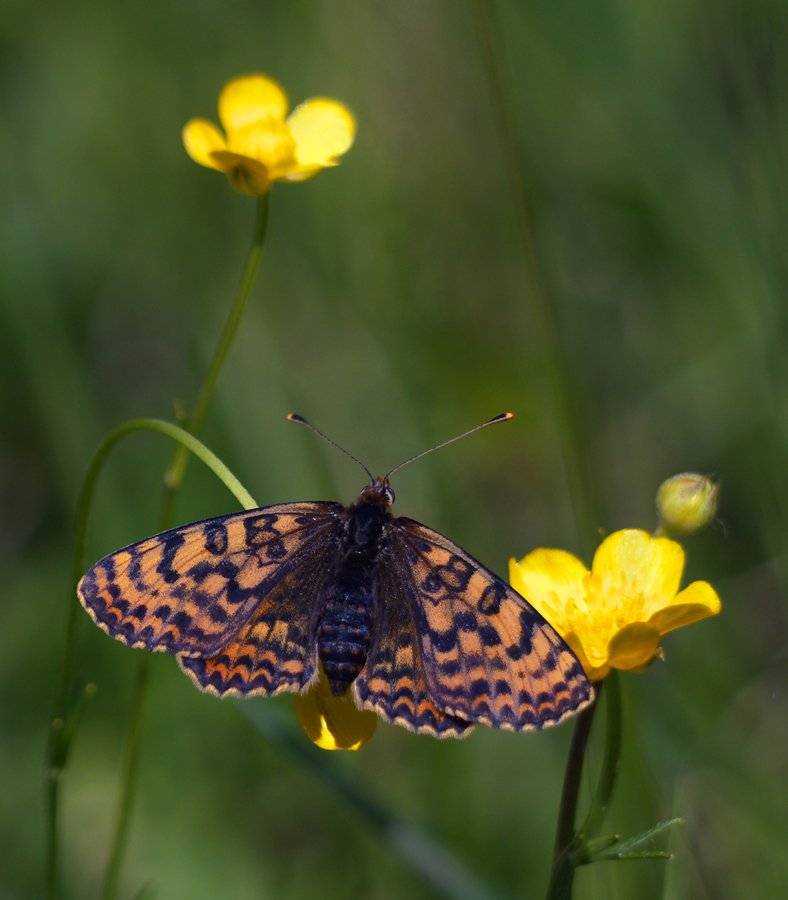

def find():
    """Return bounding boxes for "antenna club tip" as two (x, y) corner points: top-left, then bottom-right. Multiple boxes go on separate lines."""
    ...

(492, 412), (515, 422)
(287, 413), (306, 424)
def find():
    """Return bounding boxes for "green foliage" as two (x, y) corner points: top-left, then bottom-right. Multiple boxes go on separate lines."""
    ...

(1, 1), (786, 898)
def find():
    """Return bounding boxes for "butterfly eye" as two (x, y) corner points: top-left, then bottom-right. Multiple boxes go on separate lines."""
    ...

(385, 486), (396, 505)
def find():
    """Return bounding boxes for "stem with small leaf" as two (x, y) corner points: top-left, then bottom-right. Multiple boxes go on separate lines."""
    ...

(545, 673), (623, 900)
(45, 418), (257, 900)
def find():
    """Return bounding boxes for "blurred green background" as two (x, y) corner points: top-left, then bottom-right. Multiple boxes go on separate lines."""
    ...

(2, 1), (787, 897)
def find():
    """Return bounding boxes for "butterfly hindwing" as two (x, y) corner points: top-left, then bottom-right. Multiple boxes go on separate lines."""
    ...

(352, 555), (473, 738)
(178, 537), (341, 697)
(390, 518), (593, 731)
(77, 502), (344, 658)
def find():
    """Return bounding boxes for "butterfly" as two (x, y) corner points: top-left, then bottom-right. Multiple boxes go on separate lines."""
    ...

(77, 417), (592, 738)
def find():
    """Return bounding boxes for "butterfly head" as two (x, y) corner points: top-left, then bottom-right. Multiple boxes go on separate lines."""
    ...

(357, 477), (395, 509)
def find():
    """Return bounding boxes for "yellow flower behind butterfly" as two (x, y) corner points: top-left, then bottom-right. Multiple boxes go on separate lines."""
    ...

(510, 529), (721, 682)
(183, 74), (356, 195)
(296, 666), (377, 751)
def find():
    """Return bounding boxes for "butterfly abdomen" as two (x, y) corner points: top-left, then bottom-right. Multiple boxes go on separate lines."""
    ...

(317, 498), (388, 696)
(317, 594), (373, 696)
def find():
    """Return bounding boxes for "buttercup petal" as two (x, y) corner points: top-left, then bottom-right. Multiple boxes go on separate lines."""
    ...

(585, 662), (611, 681)
(647, 580), (722, 635)
(510, 527), (721, 682)
(606, 622), (662, 670)
(296, 669), (377, 751)
(592, 530), (685, 609)
(219, 74), (289, 133)
(509, 549), (588, 629)
(182, 118), (228, 170)
(283, 98), (356, 181)
(563, 632), (609, 681)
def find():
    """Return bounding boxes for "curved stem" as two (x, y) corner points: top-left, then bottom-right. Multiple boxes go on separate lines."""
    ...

(161, 193), (270, 521)
(99, 196), (269, 898)
(45, 419), (257, 900)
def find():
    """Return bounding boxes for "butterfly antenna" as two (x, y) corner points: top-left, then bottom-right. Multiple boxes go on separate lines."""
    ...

(287, 413), (374, 482)
(384, 412), (514, 479)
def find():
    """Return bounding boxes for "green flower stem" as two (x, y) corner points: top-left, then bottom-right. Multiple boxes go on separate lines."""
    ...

(471, 1), (600, 551)
(545, 673), (623, 899)
(577, 671), (622, 843)
(45, 682), (95, 900)
(45, 419), (257, 900)
(552, 686), (603, 857)
(160, 192), (270, 523)
(100, 655), (149, 900)
(99, 197), (269, 898)
(545, 685), (602, 900)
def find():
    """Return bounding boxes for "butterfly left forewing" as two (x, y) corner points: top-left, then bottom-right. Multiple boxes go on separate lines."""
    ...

(391, 518), (593, 731)
(78, 502), (343, 658)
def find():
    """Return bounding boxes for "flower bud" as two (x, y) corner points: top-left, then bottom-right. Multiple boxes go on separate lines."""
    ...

(656, 473), (719, 536)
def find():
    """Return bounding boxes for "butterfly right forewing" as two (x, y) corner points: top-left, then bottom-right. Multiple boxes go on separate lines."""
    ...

(353, 543), (474, 738)
(390, 518), (593, 731)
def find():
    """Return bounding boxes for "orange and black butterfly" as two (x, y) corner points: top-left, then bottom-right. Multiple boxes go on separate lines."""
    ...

(78, 415), (592, 738)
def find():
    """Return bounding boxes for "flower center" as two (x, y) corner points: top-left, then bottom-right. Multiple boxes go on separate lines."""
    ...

(227, 117), (296, 178)
(560, 574), (646, 664)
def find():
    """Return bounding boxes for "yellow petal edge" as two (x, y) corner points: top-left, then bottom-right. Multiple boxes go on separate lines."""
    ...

(284, 98), (357, 181)
(182, 119), (227, 170)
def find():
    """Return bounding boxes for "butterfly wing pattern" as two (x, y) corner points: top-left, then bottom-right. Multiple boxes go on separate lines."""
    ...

(78, 501), (343, 667)
(353, 552), (474, 738)
(177, 537), (340, 696)
(78, 480), (592, 739)
(378, 519), (591, 731)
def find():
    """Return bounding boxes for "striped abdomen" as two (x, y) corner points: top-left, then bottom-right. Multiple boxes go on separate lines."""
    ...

(317, 499), (386, 695)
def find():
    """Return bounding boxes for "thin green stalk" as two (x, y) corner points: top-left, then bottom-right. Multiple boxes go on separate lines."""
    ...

(161, 192), (270, 522)
(545, 686), (602, 900)
(471, 1), (600, 551)
(577, 671), (622, 842)
(100, 658), (149, 900)
(551, 686), (602, 860)
(99, 195), (269, 898)
(545, 673), (623, 900)
(45, 682), (95, 900)
(45, 418), (257, 899)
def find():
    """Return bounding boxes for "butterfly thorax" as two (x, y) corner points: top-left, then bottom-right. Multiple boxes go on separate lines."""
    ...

(317, 480), (393, 696)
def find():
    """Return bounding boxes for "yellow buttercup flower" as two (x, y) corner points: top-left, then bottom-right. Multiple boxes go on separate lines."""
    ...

(183, 74), (356, 195)
(295, 666), (377, 751)
(509, 529), (721, 681)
